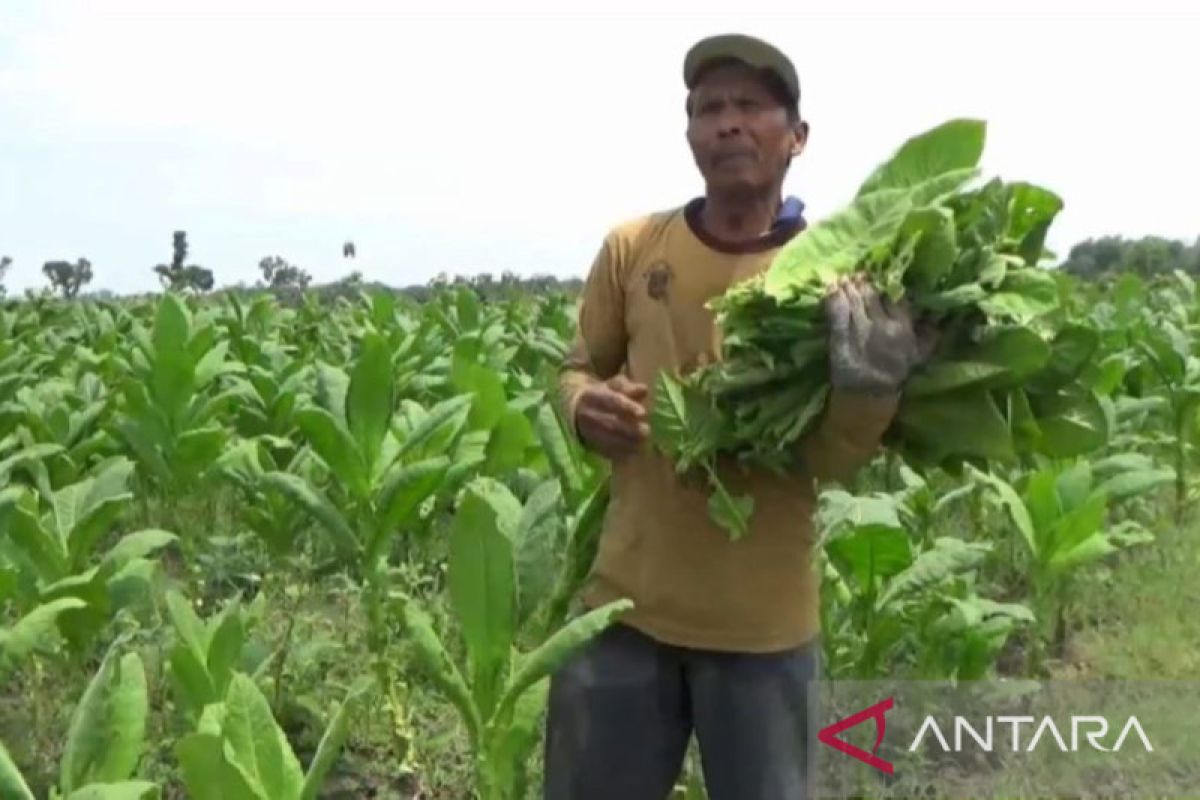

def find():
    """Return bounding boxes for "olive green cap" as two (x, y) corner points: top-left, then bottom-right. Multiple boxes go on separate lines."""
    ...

(683, 33), (800, 105)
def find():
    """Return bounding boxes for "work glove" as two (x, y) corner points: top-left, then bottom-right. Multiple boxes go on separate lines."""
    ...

(824, 273), (939, 395)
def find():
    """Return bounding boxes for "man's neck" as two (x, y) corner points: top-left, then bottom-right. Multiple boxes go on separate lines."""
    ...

(698, 190), (781, 244)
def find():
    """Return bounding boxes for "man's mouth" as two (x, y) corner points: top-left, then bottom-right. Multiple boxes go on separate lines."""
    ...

(713, 151), (756, 166)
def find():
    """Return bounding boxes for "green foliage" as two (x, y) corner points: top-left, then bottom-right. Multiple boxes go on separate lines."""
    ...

(0, 236), (1192, 796)
(651, 118), (1093, 535)
(0, 640), (158, 799)
(175, 672), (366, 800)
(113, 294), (238, 494)
(818, 482), (1033, 680)
(402, 476), (633, 799)
(0, 457), (176, 654)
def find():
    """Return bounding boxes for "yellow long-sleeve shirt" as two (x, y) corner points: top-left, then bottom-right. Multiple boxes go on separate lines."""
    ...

(558, 199), (900, 653)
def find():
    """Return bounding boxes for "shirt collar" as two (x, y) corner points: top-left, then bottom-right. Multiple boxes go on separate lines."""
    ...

(682, 194), (807, 254)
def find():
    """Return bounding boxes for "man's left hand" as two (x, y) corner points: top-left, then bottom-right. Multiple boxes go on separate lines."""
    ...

(824, 273), (938, 394)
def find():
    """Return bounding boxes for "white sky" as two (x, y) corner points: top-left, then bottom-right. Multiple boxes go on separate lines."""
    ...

(1, 0), (1197, 295)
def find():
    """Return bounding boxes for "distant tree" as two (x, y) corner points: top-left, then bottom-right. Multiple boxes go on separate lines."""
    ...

(43, 258), (93, 299)
(258, 255), (312, 290)
(343, 240), (356, 259)
(1060, 235), (1199, 281)
(0, 256), (10, 297)
(155, 231), (214, 293)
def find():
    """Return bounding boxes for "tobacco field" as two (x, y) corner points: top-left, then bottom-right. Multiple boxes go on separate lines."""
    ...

(3, 192), (1200, 795)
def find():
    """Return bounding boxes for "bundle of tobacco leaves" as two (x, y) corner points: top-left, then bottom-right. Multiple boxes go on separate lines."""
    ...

(650, 119), (1108, 538)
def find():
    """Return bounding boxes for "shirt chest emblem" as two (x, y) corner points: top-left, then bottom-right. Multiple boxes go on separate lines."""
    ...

(644, 260), (674, 302)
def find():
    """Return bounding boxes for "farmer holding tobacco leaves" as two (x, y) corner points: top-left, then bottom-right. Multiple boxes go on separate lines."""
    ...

(544, 34), (937, 799)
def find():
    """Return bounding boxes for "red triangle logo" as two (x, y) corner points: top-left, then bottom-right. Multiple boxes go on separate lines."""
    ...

(817, 696), (895, 775)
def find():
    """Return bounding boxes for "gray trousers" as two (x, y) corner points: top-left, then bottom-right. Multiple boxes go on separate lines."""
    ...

(543, 623), (822, 800)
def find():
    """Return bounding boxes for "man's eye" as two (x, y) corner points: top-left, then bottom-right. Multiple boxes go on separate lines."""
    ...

(738, 98), (762, 111)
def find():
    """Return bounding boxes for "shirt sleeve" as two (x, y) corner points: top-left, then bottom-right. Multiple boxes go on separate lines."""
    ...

(793, 386), (901, 484)
(557, 233), (628, 440)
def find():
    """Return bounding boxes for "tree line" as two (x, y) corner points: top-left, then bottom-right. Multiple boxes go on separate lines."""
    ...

(1058, 235), (1200, 281)
(3, 232), (1197, 303)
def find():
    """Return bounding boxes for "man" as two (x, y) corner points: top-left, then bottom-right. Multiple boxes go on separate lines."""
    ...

(544, 33), (927, 800)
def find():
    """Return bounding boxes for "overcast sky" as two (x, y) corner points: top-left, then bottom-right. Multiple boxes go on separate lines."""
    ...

(1, 0), (1197, 295)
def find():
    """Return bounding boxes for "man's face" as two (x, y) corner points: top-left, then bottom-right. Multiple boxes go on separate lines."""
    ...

(685, 61), (806, 196)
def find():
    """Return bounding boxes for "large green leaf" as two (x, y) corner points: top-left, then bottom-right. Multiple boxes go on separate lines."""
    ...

(294, 408), (368, 500)
(449, 478), (521, 719)
(818, 490), (905, 540)
(896, 388), (1015, 464)
(1007, 182), (1063, 265)
(763, 186), (917, 297)
(824, 526), (913, 591)
(174, 426), (228, 481)
(222, 673), (305, 800)
(856, 118), (986, 197)
(876, 538), (991, 610)
(1047, 533), (1117, 573)
(966, 326), (1052, 380)
(313, 363), (350, 424)
(452, 349), (507, 432)
(533, 402), (584, 503)
(207, 601), (247, 698)
(39, 568), (109, 653)
(899, 206), (957, 291)
(64, 782), (160, 800)
(905, 362), (1011, 398)
(149, 294), (195, 428)
(484, 676), (549, 798)
(514, 481), (562, 630)
(175, 730), (259, 800)
(401, 598), (480, 745)
(346, 332), (394, 477)
(485, 408), (536, 475)
(1054, 460), (1093, 513)
(495, 599), (633, 725)
(705, 472), (753, 541)
(0, 597), (88, 677)
(0, 741), (34, 800)
(299, 681), (368, 800)
(98, 530), (177, 577)
(649, 372), (719, 471)
(977, 268), (1059, 323)
(0, 443), (65, 483)
(445, 429), (490, 489)
(1096, 468), (1174, 504)
(261, 472), (360, 559)
(1044, 491), (1108, 571)
(1, 489), (68, 581)
(166, 589), (209, 661)
(1030, 387), (1109, 458)
(541, 481), (611, 637)
(1022, 469), (1061, 548)
(169, 642), (216, 720)
(397, 394), (472, 461)
(967, 466), (1037, 556)
(56, 457), (134, 568)
(371, 457), (449, 561)
(61, 648), (148, 793)
(193, 339), (232, 391)
(1031, 325), (1101, 392)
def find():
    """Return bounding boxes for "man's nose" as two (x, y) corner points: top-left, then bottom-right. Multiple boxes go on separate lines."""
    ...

(717, 113), (744, 137)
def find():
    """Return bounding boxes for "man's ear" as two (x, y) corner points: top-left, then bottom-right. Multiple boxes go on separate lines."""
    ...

(791, 120), (810, 158)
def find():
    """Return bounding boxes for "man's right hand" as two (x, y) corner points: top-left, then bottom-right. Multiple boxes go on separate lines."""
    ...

(575, 375), (650, 460)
